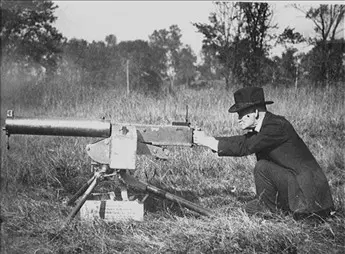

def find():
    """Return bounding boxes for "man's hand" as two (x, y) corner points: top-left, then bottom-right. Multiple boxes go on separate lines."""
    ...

(193, 129), (219, 151)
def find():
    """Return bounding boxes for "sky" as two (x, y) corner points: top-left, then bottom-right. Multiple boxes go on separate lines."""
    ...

(53, 1), (344, 60)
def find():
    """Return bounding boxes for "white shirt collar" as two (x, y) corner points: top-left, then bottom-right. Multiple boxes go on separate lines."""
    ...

(254, 112), (266, 132)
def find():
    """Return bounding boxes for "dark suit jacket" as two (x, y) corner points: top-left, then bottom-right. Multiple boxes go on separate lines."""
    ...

(216, 111), (334, 213)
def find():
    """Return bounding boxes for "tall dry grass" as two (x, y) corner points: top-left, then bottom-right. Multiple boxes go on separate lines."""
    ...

(1, 72), (344, 253)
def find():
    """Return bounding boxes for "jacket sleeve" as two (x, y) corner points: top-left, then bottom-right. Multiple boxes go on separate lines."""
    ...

(216, 119), (289, 157)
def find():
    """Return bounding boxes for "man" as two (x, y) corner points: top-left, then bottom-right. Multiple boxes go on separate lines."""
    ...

(193, 86), (334, 219)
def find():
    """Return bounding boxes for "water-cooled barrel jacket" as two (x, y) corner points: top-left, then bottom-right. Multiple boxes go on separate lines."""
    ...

(215, 111), (334, 214)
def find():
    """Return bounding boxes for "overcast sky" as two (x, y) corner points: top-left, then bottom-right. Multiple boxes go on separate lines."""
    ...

(53, 1), (344, 59)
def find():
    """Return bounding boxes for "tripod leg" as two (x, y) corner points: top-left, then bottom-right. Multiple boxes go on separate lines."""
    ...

(67, 175), (96, 206)
(119, 171), (213, 217)
(64, 176), (98, 226)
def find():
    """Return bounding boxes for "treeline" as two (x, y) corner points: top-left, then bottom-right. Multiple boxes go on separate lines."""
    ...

(194, 2), (345, 89)
(1, 1), (344, 95)
(59, 25), (197, 95)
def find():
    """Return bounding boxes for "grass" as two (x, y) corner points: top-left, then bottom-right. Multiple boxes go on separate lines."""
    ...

(1, 72), (344, 253)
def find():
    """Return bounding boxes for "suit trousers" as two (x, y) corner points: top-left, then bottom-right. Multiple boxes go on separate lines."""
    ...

(247, 159), (293, 214)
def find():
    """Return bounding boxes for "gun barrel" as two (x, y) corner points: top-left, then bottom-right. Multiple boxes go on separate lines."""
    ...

(4, 118), (111, 138)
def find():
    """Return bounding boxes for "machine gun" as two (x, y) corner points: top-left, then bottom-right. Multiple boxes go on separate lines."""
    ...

(3, 109), (213, 225)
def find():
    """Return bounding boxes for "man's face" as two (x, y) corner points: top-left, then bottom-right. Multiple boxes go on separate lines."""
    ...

(237, 108), (256, 130)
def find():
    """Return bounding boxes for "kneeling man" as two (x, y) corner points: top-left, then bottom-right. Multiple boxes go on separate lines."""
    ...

(194, 87), (334, 218)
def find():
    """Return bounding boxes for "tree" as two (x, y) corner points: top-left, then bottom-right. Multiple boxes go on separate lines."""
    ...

(63, 38), (88, 65)
(302, 4), (345, 42)
(149, 25), (183, 91)
(104, 34), (119, 85)
(197, 48), (222, 81)
(1, 0), (64, 74)
(278, 48), (298, 84)
(193, 2), (239, 89)
(61, 38), (88, 82)
(105, 34), (117, 47)
(84, 41), (112, 87)
(117, 40), (167, 94)
(236, 2), (276, 86)
(293, 4), (345, 86)
(302, 39), (345, 86)
(276, 27), (306, 87)
(277, 27), (305, 46)
(194, 2), (275, 88)
(176, 45), (197, 86)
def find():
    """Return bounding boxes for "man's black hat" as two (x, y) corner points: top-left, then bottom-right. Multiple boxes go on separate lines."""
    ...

(228, 87), (274, 113)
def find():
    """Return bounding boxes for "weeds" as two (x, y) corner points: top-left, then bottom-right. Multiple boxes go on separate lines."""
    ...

(1, 75), (344, 253)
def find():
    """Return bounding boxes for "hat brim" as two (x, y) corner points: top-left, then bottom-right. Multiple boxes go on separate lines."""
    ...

(228, 101), (274, 113)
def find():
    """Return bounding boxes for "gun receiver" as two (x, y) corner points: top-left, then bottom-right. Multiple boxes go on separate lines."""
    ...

(3, 110), (212, 224)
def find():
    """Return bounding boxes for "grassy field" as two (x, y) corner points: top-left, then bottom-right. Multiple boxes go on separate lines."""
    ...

(1, 75), (344, 253)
